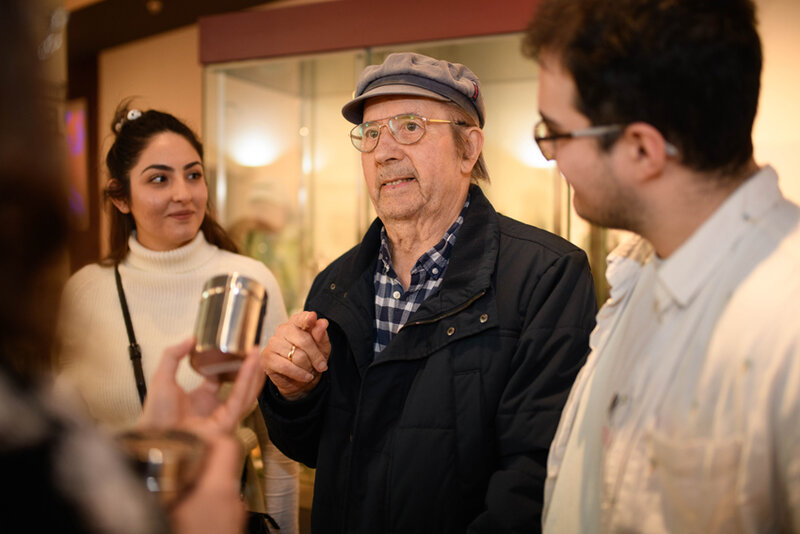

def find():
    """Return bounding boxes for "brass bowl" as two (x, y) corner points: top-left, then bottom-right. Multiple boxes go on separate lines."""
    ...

(117, 429), (207, 507)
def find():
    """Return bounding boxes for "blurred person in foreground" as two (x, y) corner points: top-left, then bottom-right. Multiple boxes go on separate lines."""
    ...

(258, 52), (598, 533)
(523, 0), (800, 532)
(0, 1), (264, 532)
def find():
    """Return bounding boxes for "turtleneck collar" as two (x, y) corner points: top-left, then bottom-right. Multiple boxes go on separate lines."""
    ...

(124, 231), (217, 273)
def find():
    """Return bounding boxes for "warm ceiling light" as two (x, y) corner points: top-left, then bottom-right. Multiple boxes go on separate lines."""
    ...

(145, 0), (163, 15)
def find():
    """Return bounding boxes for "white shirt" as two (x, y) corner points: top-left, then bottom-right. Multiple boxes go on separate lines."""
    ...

(543, 165), (800, 533)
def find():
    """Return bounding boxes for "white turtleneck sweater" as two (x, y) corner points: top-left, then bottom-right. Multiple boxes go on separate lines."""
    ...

(56, 231), (299, 533)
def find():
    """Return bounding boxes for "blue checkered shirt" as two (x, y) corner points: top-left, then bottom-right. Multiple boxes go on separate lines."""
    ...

(373, 195), (470, 355)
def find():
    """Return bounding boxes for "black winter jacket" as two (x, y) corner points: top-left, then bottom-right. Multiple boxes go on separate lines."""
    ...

(260, 185), (597, 534)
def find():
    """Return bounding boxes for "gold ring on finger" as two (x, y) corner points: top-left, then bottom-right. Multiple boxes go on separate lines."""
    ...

(287, 344), (297, 361)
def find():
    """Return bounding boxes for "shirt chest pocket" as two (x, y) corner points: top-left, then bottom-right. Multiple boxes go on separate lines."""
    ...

(647, 429), (743, 534)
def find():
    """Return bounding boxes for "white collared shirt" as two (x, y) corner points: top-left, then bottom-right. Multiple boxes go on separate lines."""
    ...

(543, 165), (800, 533)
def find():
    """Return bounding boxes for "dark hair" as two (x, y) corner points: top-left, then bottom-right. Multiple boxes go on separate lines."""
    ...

(523, 0), (762, 177)
(103, 100), (237, 264)
(0, 0), (70, 381)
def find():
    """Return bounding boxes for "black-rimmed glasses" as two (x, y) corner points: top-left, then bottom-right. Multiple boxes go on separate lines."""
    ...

(350, 114), (467, 153)
(533, 120), (679, 161)
(533, 120), (624, 161)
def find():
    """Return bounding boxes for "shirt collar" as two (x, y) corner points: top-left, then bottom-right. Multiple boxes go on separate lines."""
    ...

(377, 194), (470, 281)
(604, 233), (654, 304)
(655, 165), (783, 311)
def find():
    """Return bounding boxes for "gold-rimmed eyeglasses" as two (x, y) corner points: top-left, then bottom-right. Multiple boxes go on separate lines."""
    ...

(350, 114), (467, 153)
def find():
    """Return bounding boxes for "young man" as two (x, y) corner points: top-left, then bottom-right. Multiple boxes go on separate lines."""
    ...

(258, 52), (597, 533)
(524, 0), (800, 532)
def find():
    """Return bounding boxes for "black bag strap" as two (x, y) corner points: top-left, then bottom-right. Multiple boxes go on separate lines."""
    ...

(114, 264), (147, 406)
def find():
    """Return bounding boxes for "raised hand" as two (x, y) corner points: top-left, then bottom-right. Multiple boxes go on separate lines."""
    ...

(261, 311), (331, 400)
(139, 337), (266, 435)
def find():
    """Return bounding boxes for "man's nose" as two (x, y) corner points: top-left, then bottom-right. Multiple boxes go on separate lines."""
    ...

(371, 123), (403, 162)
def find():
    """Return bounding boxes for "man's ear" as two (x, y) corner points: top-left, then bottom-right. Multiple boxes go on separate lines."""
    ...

(460, 127), (484, 175)
(618, 122), (673, 182)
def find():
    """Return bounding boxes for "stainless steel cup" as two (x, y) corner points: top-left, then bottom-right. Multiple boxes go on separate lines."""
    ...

(190, 273), (267, 381)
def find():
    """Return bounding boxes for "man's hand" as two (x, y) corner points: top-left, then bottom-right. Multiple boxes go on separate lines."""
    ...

(261, 311), (331, 400)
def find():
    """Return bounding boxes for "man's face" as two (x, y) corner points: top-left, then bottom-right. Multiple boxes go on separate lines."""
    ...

(360, 96), (472, 232)
(537, 53), (639, 230)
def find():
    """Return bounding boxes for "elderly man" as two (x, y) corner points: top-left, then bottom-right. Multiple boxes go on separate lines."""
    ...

(258, 52), (597, 533)
(523, 1), (800, 533)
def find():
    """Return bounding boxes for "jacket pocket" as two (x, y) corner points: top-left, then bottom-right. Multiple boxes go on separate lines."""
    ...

(647, 429), (742, 534)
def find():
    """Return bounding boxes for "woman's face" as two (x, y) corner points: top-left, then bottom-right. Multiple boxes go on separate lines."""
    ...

(113, 131), (208, 251)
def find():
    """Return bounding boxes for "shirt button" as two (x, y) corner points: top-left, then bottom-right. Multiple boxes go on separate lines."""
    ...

(330, 283), (336, 290)
(479, 313), (488, 323)
(392, 290), (401, 299)
(446, 326), (455, 336)
(432, 267), (439, 275)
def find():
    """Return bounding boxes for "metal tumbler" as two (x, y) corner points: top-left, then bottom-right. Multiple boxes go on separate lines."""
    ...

(190, 273), (267, 381)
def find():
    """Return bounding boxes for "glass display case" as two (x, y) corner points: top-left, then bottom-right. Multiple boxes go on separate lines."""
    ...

(205, 47), (366, 314)
(203, 32), (626, 521)
(203, 33), (621, 314)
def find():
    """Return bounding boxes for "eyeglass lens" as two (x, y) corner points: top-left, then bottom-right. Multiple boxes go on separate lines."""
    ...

(533, 121), (555, 160)
(351, 115), (427, 152)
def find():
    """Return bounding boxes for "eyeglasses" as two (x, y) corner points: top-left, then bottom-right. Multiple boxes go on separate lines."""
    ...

(533, 120), (679, 161)
(533, 120), (624, 161)
(350, 114), (467, 153)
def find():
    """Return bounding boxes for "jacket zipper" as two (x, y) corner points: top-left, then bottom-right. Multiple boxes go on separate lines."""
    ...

(398, 289), (487, 331)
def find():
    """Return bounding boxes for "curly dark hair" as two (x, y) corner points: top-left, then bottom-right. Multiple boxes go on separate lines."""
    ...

(523, 0), (762, 178)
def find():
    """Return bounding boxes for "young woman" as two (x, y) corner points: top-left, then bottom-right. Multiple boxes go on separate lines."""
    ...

(56, 103), (298, 533)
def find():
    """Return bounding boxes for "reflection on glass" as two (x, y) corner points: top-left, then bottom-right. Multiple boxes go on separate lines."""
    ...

(204, 34), (614, 313)
(204, 50), (365, 314)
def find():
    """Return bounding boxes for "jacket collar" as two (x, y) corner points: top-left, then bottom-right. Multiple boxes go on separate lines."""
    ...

(316, 184), (499, 370)
(336, 183), (499, 314)
(415, 184), (498, 319)
(654, 165), (782, 313)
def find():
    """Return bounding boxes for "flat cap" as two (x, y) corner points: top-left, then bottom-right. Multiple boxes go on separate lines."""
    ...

(341, 52), (485, 127)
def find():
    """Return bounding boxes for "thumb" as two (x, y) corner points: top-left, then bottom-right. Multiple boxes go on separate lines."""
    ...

(289, 310), (316, 331)
(152, 337), (195, 385)
(311, 318), (329, 343)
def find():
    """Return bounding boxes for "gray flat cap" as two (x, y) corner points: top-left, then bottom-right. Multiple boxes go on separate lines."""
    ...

(341, 52), (485, 127)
